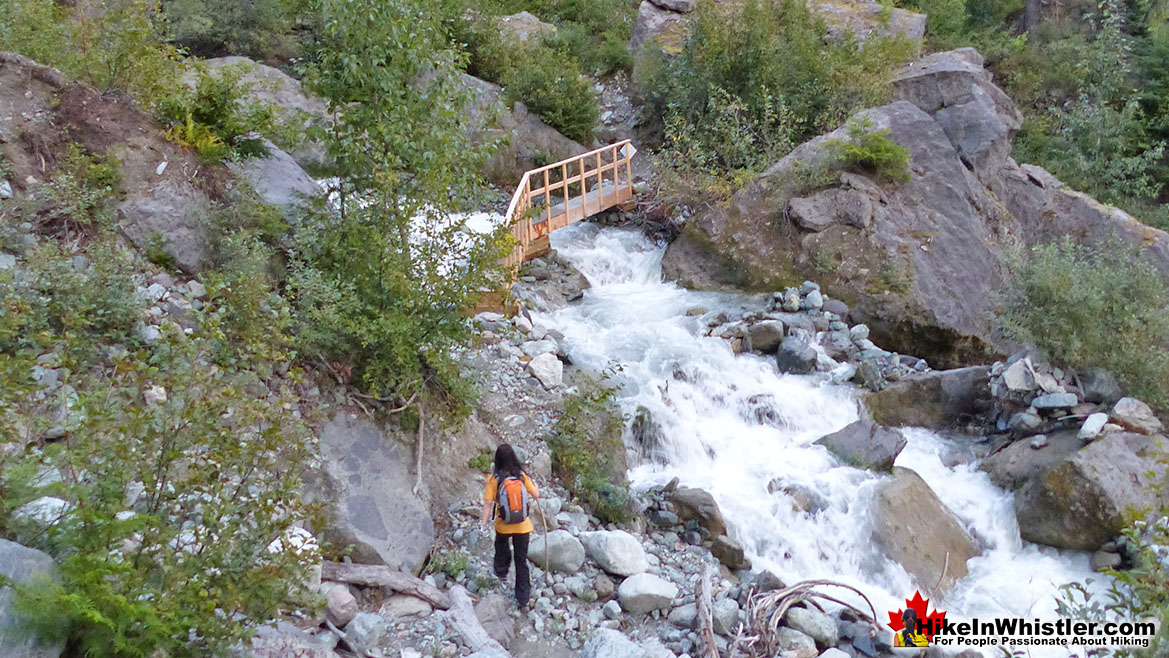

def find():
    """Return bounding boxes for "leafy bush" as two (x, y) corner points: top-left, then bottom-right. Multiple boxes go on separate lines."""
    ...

(1000, 239), (1169, 408)
(549, 376), (633, 524)
(40, 146), (123, 233)
(827, 117), (912, 182)
(643, 0), (916, 197)
(161, 67), (274, 162)
(164, 0), (306, 61)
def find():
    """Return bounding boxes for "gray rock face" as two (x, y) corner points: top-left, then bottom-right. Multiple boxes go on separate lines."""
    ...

(668, 487), (726, 536)
(226, 142), (322, 220)
(892, 48), (1022, 173)
(0, 540), (62, 658)
(862, 366), (991, 430)
(118, 179), (212, 273)
(617, 573), (678, 614)
(459, 73), (587, 187)
(815, 419), (906, 471)
(871, 468), (979, 593)
(789, 188), (874, 232)
(583, 628), (649, 658)
(1013, 432), (1167, 549)
(529, 530), (586, 573)
(784, 606), (839, 648)
(629, 1), (691, 81)
(1111, 397), (1163, 435)
(315, 413), (434, 572)
(981, 430), (1084, 491)
(237, 621), (341, 658)
(776, 336), (817, 374)
(747, 321), (786, 354)
(580, 530), (648, 577)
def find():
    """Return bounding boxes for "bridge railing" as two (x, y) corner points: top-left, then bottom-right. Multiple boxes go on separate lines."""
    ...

(502, 139), (635, 270)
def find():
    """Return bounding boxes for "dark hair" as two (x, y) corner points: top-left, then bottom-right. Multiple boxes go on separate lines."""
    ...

(493, 444), (524, 480)
(902, 608), (919, 634)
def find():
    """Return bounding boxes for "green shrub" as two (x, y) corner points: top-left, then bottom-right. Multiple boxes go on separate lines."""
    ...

(163, 0), (306, 61)
(549, 376), (633, 525)
(40, 146), (123, 232)
(827, 117), (912, 182)
(425, 549), (471, 580)
(644, 0), (916, 197)
(161, 66), (274, 162)
(1000, 238), (1169, 408)
(468, 450), (493, 472)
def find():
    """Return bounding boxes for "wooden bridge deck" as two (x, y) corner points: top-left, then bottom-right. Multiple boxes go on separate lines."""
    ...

(503, 140), (636, 268)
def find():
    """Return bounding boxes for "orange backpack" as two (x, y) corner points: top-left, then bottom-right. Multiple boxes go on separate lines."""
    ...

(496, 476), (529, 525)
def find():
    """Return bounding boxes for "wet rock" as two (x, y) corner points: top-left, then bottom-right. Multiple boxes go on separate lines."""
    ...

(668, 487), (726, 536)
(1090, 550), (1122, 572)
(871, 467), (979, 593)
(815, 419), (906, 471)
(580, 530), (648, 577)
(618, 573), (678, 614)
(862, 366), (991, 430)
(529, 530), (586, 573)
(1110, 397), (1163, 435)
(776, 336), (817, 375)
(710, 534), (751, 570)
(784, 606), (839, 648)
(748, 321), (786, 354)
(1013, 432), (1167, 549)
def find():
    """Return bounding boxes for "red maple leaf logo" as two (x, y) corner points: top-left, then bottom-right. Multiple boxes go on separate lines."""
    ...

(887, 590), (947, 640)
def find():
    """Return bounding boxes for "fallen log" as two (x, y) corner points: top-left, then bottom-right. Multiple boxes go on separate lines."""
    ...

(697, 563), (720, 658)
(320, 561), (450, 610)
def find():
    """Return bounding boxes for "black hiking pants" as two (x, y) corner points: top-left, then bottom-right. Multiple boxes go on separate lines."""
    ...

(493, 531), (530, 606)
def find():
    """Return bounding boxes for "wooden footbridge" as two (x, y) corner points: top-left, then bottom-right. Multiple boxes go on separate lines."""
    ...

(501, 139), (637, 268)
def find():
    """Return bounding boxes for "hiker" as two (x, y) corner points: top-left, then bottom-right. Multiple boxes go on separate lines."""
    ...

(479, 444), (540, 607)
(893, 608), (929, 648)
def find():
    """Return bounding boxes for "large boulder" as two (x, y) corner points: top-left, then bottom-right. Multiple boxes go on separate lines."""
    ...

(0, 540), (62, 658)
(499, 11), (557, 42)
(668, 486), (726, 536)
(1012, 432), (1168, 550)
(312, 413), (434, 572)
(528, 530), (586, 573)
(871, 468), (979, 593)
(225, 141), (322, 220)
(862, 366), (991, 429)
(816, 1), (925, 47)
(1110, 397), (1163, 435)
(192, 56), (330, 170)
(815, 418), (906, 471)
(580, 530), (648, 577)
(458, 73), (588, 187)
(629, 1), (691, 84)
(617, 573), (678, 614)
(980, 429), (1083, 491)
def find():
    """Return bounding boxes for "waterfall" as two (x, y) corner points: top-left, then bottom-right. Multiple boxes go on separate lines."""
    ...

(536, 223), (1102, 656)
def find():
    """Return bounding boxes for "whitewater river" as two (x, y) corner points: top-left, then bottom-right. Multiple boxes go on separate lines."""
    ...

(534, 223), (1102, 656)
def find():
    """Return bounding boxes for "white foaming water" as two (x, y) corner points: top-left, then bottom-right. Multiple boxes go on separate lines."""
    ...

(538, 223), (1100, 655)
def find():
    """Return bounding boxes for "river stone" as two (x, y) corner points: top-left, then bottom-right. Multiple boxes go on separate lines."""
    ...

(315, 413), (433, 572)
(1081, 369), (1122, 404)
(748, 321), (786, 354)
(528, 353), (564, 389)
(669, 487), (726, 536)
(775, 627), (818, 658)
(324, 583), (357, 627)
(583, 628), (649, 658)
(801, 289), (824, 311)
(1001, 357), (1036, 392)
(1031, 392), (1078, 410)
(871, 467), (978, 593)
(379, 594), (432, 618)
(1013, 432), (1167, 549)
(0, 539), (62, 658)
(784, 606), (839, 648)
(710, 534), (751, 570)
(668, 602), (698, 628)
(819, 649), (851, 658)
(344, 613), (387, 654)
(1078, 413), (1109, 441)
(580, 530), (648, 576)
(617, 573), (678, 614)
(822, 298), (850, 317)
(1110, 397), (1163, 435)
(862, 366), (991, 430)
(814, 419), (906, 472)
(712, 598), (739, 636)
(238, 621), (341, 658)
(529, 530), (586, 573)
(776, 336), (817, 374)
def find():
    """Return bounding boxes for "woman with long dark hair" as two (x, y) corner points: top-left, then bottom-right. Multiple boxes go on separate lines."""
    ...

(479, 443), (540, 607)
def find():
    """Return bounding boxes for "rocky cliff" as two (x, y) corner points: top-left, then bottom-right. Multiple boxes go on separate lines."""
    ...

(660, 48), (1169, 368)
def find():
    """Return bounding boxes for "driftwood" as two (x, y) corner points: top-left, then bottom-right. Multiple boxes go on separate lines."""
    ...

(320, 561), (450, 610)
(749, 579), (879, 657)
(448, 585), (511, 656)
(697, 564), (721, 658)
(412, 411), (425, 496)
